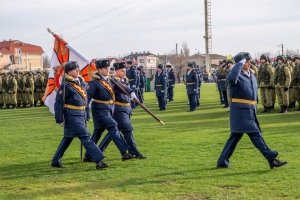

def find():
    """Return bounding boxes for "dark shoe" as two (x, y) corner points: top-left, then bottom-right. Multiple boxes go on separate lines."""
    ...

(96, 161), (108, 169)
(122, 153), (134, 161)
(134, 154), (147, 159)
(83, 157), (95, 163)
(269, 158), (287, 169)
(216, 164), (229, 169)
(51, 162), (64, 168)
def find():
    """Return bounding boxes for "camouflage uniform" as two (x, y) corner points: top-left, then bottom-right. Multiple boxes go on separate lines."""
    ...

(257, 56), (274, 112)
(292, 56), (300, 110)
(274, 56), (291, 113)
(0, 74), (3, 108)
(287, 59), (296, 108)
(24, 72), (35, 107)
(6, 73), (18, 108)
(34, 71), (45, 106)
(3, 74), (9, 108)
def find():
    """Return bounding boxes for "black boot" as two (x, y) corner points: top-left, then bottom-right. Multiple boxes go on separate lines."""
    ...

(23, 103), (27, 108)
(6, 104), (10, 109)
(269, 158), (288, 169)
(280, 105), (288, 113)
(17, 103), (21, 108)
(11, 104), (16, 109)
(96, 161), (108, 170)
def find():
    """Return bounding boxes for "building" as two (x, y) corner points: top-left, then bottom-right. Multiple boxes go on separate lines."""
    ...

(0, 39), (44, 72)
(188, 53), (226, 70)
(124, 51), (159, 78)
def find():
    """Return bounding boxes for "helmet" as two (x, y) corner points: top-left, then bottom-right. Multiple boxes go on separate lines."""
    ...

(276, 55), (285, 62)
(95, 59), (110, 69)
(64, 61), (79, 73)
(187, 62), (195, 68)
(157, 64), (164, 70)
(260, 54), (269, 62)
(293, 55), (300, 62)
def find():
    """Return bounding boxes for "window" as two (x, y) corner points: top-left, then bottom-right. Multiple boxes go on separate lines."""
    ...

(140, 59), (145, 63)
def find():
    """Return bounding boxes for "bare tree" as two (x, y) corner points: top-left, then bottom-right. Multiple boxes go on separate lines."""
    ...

(43, 54), (51, 69)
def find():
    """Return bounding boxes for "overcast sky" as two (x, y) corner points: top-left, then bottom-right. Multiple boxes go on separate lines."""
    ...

(1, 0), (300, 59)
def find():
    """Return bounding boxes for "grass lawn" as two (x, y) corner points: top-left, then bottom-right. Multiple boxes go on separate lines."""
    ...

(0, 83), (299, 200)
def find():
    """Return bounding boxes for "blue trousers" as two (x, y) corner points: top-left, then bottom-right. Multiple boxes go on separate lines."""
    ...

(217, 132), (278, 167)
(86, 126), (129, 158)
(99, 131), (140, 156)
(167, 87), (174, 101)
(188, 94), (197, 111)
(157, 95), (166, 110)
(52, 136), (104, 164)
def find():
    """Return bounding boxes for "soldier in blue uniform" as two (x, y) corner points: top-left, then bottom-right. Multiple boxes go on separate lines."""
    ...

(98, 62), (146, 159)
(166, 64), (176, 102)
(51, 61), (108, 169)
(195, 65), (202, 107)
(126, 60), (138, 109)
(154, 64), (167, 111)
(216, 52), (287, 169)
(137, 66), (146, 103)
(186, 62), (199, 112)
(84, 59), (133, 161)
(216, 60), (226, 104)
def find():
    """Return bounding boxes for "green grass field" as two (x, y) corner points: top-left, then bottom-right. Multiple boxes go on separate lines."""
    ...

(1, 83), (300, 200)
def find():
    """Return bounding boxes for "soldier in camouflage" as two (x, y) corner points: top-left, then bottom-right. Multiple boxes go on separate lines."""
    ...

(286, 56), (296, 109)
(257, 55), (274, 112)
(291, 56), (300, 110)
(34, 70), (45, 106)
(6, 72), (18, 109)
(274, 56), (291, 113)
(24, 71), (35, 107)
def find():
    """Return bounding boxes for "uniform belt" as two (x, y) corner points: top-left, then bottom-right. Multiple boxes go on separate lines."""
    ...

(186, 82), (195, 85)
(220, 79), (226, 81)
(128, 79), (134, 81)
(64, 104), (86, 110)
(168, 79), (173, 81)
(114, 101), (131, 107)
(156, 84), (162, 86)
(93, 99), (114, 105)
(231, 98), (257, 105)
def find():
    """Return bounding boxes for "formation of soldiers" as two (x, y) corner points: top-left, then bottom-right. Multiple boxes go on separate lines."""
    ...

(216, 54), (300, 113)
(0, 70), (48, 109)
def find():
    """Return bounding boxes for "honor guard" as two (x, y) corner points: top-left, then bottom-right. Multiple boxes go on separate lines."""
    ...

(154, 64), (167, 111)
(51, 61), (108, 169)
(274, 56), (291, 113)
(217, 52), (287, 169)
(258, 55), (274, 113)
(291, 56), (300, 110)
(137, 66), (146, 103)
(195, 64), (202, 107)
(166, 64), (176, 102)
(98, 62), (146, 159)
(186, 62), (199, 112)
(126, 60), (138, 108)
(84, 59), (133, 162)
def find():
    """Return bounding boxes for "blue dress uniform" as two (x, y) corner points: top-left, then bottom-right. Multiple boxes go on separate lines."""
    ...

(126, 61), (138, 108)
(166, 65), (176, 102)
(137, 67), (146, 103)
(84, 59), (132, 161)
(217, 52), (287, 169)
(155, 65), (167, 111)
(186, 63), (199, 111)
(51, 61), (107, 169)
(195, 66), (202, 107)
(98, 63), (146, 158)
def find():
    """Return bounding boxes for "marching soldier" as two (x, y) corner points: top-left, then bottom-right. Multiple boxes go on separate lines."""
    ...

(126, 60), (138, 108)
(274, 56), (291, 113)
(291, 56), (300, 110)
(98, 62), (146, 159)
(186, 62), (199, 112)
(257, 55), (274, 112)
(51, 61), (108, 169)
(216, 60), (226, 104)
(84, 59), (133, 161)
(15, 71), (25, 108)
(217, 61), (229, 107)
(154, 64), (167, 111)
(6, 72), (17, 109)
(34, 70), (45, 106)
(225, 60), (234, 108)
(166, 64), (176, 102)
(195, 65), (202, 107)
(24, 72), (35, 107)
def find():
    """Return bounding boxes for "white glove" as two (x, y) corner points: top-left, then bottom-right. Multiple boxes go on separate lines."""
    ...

(240, 58), (246, 65)
(130, 92), (137, 100)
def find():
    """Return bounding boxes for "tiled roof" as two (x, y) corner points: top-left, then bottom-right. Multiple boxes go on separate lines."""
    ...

(0, 40), (44, 54)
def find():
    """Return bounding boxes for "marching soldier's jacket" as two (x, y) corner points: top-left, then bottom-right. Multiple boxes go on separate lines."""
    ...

(217, 66), (230, 91)
(54, 75), (89, 138)
(227, 61), (260, 133)
(7, 76), (17, 94)
(292, 63), (300, 86)
(113, 77), (134, 132)
(185, 69), (199, 95)
(87, 73), (117, 129)
(138, 72), (146, 90)
(126, 66), (137, 90)
(154, 71), (167, 96)
(167, 69), (176, 88)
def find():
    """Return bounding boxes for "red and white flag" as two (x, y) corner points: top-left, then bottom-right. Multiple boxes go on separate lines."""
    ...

(42, 32), (96, 114)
